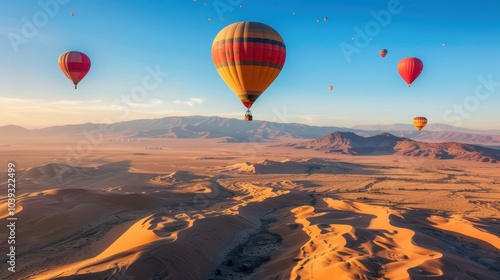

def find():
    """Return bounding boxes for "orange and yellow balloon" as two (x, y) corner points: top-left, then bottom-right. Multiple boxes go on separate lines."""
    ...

(328, 85), (334, 91)
(58, 51), (91, 89)
(211, 22), (286, 120)
(413, 116), (427, 131)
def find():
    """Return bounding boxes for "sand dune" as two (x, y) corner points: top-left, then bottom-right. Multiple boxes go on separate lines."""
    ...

(221, 158), (375, 175)
(16, 189), (498, 279)
(1, 139), (499, 279)
(253, 199), (499, 280)
(20, 163), (106, 186)
(150, 170), (209, 184)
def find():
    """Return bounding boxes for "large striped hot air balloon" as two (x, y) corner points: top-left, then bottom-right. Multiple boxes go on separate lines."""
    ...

(212, 22), (286, 121)
(413, 116), (427, 131)
(58, 51), (91, 89)
(397, 57), (423, 87)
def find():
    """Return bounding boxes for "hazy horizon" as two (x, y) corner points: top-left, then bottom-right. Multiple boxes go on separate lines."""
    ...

(2, 114), (500, 131)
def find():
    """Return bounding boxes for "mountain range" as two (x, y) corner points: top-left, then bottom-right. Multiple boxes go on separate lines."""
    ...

(282, 132), (500, 163)
(1, 116), (500, 147)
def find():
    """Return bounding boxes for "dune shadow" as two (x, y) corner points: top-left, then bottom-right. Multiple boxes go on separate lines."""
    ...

(390, 208), (500, 277)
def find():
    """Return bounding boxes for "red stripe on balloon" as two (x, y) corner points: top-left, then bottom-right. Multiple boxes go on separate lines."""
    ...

(212, 42), (286, 68)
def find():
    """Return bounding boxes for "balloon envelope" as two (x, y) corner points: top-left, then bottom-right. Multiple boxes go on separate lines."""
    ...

(379, 49), (387, 58)
(58, 51), (91, 89)
(398, 57), (423, 86)
(211, 22), (286, 109)
(413, 116), (427, 131)
(328, 85), (333, 91)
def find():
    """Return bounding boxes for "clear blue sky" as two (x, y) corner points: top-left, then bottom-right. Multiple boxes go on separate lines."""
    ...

(1, 0), (499, 129)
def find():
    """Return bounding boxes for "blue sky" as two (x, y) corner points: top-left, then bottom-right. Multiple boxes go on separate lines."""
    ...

(1, 0), (499, 129)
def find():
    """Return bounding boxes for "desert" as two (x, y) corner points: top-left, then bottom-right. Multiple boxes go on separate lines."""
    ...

(0, 117), (499, 279)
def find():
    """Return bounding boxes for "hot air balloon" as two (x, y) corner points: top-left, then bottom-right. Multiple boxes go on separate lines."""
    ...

(58, 51), (91, 89)
(212, 22), (286, 121)
(328, 85), (333, 91)
(324, 16), (328, 21)
(379, 49), (387, 58)
(397, 57), (423, 87)
(413, 116), (427, 131)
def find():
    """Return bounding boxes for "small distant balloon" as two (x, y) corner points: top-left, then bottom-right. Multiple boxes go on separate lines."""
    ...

(324, 16), (328, 21)
(379, 49), (388, 58)
(240, 4), (243, 8)
(316, 19), (320, 23)
(328, 85), (334, 91)
(351, 37), (355, 40)
(208, 17), (212, 21)
(71, 12), (75, 16)
(413, 117), (428, 131)
(442, 43), (446, 47)
(204, 2), (207, 6)
(194, 0), (196, 2)
(292, 12), (296, 16)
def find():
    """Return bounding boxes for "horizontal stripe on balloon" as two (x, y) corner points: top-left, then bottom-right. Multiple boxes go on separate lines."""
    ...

(212, 45), (285, 66)
(63, 62), (91, 71)
(213, 25), (284, 43)
(213, 37), (286, 48)
(214, 61), (284, 70)
(238, 94), (261, 109)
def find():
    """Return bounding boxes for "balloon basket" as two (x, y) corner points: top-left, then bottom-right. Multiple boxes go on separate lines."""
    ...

(244, 110), (253, 121)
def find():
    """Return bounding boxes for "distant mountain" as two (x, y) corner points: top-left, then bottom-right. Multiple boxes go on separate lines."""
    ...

(0, 116), (351, 141)
(353, 123), (500, 135)
(285, 132), (405, 155)
(412, 131), (500, 145)
(1, 116), (499, 146)
(0, 125), (31, 136)
(283, 132), (500, 163)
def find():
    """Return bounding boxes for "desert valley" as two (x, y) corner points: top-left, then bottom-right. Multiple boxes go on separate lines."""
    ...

(0, 116), (499, 280)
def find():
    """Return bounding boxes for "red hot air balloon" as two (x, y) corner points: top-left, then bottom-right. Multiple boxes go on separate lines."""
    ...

(397, 57), (423, 87)
(58, 51), (91, 89)
(379, 49), (387, 58)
